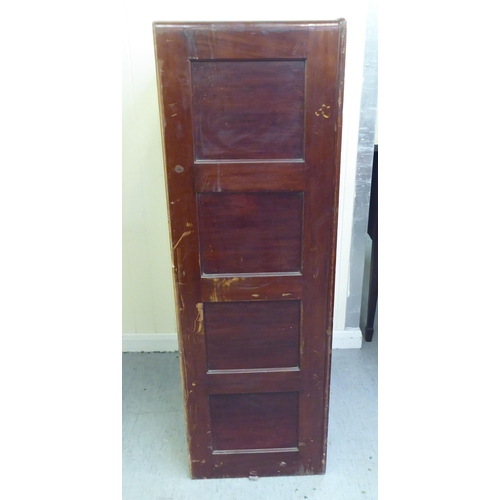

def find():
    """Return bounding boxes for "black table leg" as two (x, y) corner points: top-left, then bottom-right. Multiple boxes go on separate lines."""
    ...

(365, 234), (377, 342)
(364, 145), (377, 342)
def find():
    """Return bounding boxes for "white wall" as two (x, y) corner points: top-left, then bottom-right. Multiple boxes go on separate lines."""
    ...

(122, 0), (370, 351)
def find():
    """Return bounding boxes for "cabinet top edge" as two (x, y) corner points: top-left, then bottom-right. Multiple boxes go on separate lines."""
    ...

(153, 20), (346, 31)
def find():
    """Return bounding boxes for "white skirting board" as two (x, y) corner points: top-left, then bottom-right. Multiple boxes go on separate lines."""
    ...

(332, 328), (363, 349)
(122, 333), (179, 352)
(122, 329), (362, 352)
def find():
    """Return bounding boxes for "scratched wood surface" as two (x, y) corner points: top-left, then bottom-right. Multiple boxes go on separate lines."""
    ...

(153, 21), (346, 479)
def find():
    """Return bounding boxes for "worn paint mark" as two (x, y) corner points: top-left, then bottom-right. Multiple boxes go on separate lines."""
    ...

(252, 294), (260, 298)
(179, 288), (185, 312)
(221, 277), (244, 287)
(282, 293), (292, 297)
(171, 113), (177, 117)
(173, 248), (180, 281)
(209, 279), (220, 302)
(315, 103), (331, 118)
(175, 247), (186, 286)
(183, 356), (193, 373)
(187, 399), (199, 432)
(172, 230), (193, 251)
(186, 222), (193, 227)
(193, 303), (204, 334)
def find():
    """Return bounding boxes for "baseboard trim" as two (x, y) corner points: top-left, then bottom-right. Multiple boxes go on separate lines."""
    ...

(333, 328), (363, 349)
(123, 329), (362, 352)
(122, 333), (179, 352)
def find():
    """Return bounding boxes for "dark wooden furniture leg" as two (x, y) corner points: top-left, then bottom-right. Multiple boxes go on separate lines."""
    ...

(365, 233), (377, 341)
(365, 145), (377, 342)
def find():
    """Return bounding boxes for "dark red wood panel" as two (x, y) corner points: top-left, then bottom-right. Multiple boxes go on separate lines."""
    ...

(204, 301), (300, 370)
(198, 192), (303, 275)
(206, 369), (300, 395)
(191, 60), (305, 160)
(200, 274), (303, 302)
(194, 163), (305, 193)
(210, 450), (300, 478)
(153, 20), (346, 479)
(210, 392), (299, 451)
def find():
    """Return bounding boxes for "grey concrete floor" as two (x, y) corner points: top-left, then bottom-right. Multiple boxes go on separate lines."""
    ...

(123, 238), (377, 499)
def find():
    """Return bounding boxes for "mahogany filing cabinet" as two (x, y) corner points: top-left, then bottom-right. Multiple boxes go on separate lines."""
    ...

(153, 20), (346, 479)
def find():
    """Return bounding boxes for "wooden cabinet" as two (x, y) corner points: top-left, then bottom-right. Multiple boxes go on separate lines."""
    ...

(153, 20), (346, 479)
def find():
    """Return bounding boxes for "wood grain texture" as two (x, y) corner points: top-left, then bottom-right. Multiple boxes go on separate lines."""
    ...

(205, 301), (300, 370)
(198, 192), (303, 275)
(153, 20), (346, 479)
(206, 369), (300, 395)
(210, 392), (299, 450)
(200, 274), (303, 302)
(194, 162), (305, 193)
(192, 60), (305, 160)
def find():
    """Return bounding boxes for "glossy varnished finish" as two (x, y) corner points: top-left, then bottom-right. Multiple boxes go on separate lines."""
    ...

(198, 192), (303, 274)
(191, 60), (305, 160)
(153, 21), (346, 479)
(194, 162), (306, 193)
(210, 392), (299, 451)
(205, 301), (301, 370)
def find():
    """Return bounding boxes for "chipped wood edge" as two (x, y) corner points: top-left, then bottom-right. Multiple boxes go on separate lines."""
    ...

(152, 23), (194, 478)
